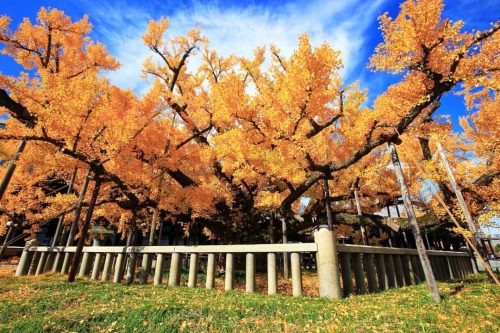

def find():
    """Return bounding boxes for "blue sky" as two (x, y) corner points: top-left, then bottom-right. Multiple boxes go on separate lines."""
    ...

(1, 0), (498, 129)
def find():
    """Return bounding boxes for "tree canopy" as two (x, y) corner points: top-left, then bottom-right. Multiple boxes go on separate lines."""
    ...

(1, 0), (499, 243)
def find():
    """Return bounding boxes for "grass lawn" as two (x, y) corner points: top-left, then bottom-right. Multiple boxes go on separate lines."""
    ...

(0, 267), (498, 332)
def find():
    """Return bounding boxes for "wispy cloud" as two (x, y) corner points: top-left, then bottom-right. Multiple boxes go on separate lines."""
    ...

(82, 0), (386, 95)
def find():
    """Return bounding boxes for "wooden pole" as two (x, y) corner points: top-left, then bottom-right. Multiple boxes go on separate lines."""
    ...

(390, 143), (441, 302)
(323, 175), (334, 231)
(282, 216), (289, 279)
(435, 142), (487, 259)
(64, 169), (92, 247)
(353, 184), (369, 245)
(68, 176), (101, 282)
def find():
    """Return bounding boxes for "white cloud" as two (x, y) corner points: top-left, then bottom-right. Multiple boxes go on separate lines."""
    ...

(83, 0), (386, 95)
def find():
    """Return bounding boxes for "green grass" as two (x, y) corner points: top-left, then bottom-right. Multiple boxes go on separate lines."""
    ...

(0, 269), (498, 333)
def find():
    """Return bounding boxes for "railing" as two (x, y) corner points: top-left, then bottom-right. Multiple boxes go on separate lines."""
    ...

(14, 229), (474, 298)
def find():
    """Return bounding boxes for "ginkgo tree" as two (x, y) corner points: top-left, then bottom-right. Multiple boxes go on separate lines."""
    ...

(0, 0), (499, 264)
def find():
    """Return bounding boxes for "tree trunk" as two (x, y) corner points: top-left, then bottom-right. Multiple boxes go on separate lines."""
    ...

(68, 177), (102, 282)
(390, 143), (441, 302)
(0, 139), (26, 201)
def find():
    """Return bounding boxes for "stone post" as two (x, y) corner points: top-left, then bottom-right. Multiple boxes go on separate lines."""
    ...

(339, 252), (353, 297)
(267, 253), (277, 295)
(364, 253), (378, 293)
(15, 240), (38, 277)
(225, 253), (234, 291)
(101, 253), (113, 282)
(206, 253), (216, 290)
(168, 253), (181, 287)
(291, 252), (302, 297)
(154, 253), (165, 286)
(188, 253), (199, 288)
(246, 253), (256, 292)
(314, 228), (341, 299)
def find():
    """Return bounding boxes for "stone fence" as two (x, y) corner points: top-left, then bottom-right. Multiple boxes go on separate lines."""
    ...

(14, 229), (473, 298)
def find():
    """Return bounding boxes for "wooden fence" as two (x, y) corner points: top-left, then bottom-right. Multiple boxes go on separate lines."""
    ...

(14, 229), (473, 298)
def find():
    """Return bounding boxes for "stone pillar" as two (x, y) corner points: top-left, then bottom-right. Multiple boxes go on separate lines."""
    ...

(139, 253), (153, 285)
(154, 253), (165, 286)
(52, 251), (64, 273)
(314, 228), (341, 299)
(188, 253), (199, 288)
(364, 253), (378, 293)
(225, 253), (234, 291)
(394, 255), (405, 287)
(126, 253), (137, 285)
(267, 253), (277, 295)
(15, 240), (38, 277)
(79, 252), (93, 277)
(61, 253), (73, 275)
(206, 253), (216, 289)
(339, 252), (353, 297)
(35, 252), (48, 276)
(352, 253), (366, 295)
(375, 254), (387, 290)
(246, 253), (255, 293)
(291, 252), (302, 297)
(168, 253), (181, 287)
(28, 252), (40, 276)
(91, 253), (103, 280)
(445, 256), (455, 280)
(384, 254), (396, 288)
(401, 254), (412, 285)
(113, 253), (126, 283)
(101, 253), (113, 282)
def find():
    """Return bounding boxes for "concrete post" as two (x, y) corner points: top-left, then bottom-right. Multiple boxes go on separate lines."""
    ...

(154, 253), (165, 285)
(225, 253), (234, 291)
(61, 253), (73, 275)
(168, 253), (181, 287)
(91, 253), (103, 280)
(246, 253), (255, 293)
(394, 255), (405, 287)
(206, 253), (216, 290)
(15, 240), (38, 276)
(384, 254), (396, 288)
(364, 253), (378, 293)
(402, 254), (414, 285)
(339, 252), (353, 297)
(291, 252), (302, 297)
(113, 253), (126, 283)
(126, 253), (137, 285)
(446, 256), (455, 280)
(375, 254), (387, 290)
(35, 252), (48, 276)
(352, 253), (366, 295)
(44, 252), (55, 273)
(28, 252), (40, 275)
(101, 253), (113, 282)
(139, 253), (153, 285)
(52, 251), (64, 273)
(188, 253), (199, 288)
(267, 253), (277, 295)
(314, 228), (341, 299)
(78, 252), (93, 277)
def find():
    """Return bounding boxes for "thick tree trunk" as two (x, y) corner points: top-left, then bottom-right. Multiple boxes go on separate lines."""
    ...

(390, 143), (441, 302)
(0, 139), (26, 201)
(68, 176), (102, 282)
